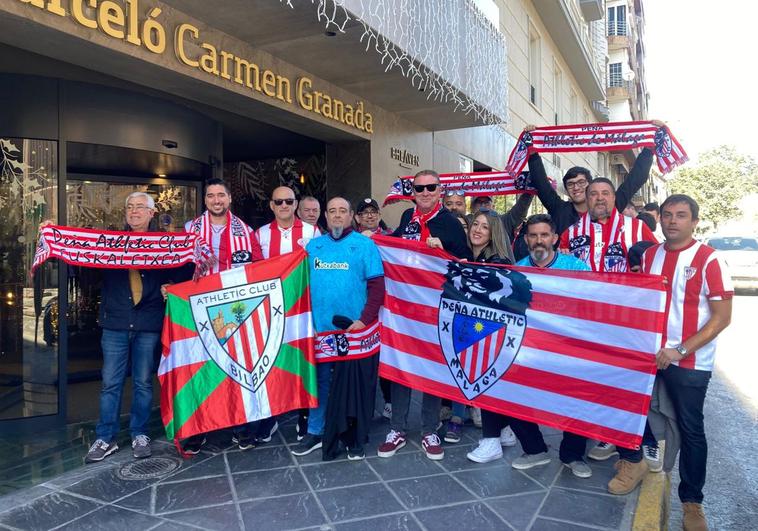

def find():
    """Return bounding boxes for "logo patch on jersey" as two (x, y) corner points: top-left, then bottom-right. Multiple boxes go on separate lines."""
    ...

(683, 266), (697, 280)
(438, 262), (532, 400)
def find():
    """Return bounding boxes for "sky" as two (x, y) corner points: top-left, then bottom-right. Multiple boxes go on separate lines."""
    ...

(645, 1), (758, 162)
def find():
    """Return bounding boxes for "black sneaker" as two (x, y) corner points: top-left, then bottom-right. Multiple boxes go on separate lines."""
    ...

(131, 435), (152, 459)
(232, 431), (256, 451)
(291, 434), (322, 456)
(258, 420), (279, 443)
(347, 446), (365, 461)
(182, 435), (206, 455)
(296, 412), (308, 441)
(85, 439), (118, 463)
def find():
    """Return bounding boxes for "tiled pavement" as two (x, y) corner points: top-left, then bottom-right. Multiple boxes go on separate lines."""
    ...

(0, 405), (639, 531)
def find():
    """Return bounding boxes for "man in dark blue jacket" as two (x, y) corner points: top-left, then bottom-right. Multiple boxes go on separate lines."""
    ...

(84, 192), (173, 463)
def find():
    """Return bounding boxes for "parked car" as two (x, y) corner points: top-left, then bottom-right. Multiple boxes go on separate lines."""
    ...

(705, 236), (758, 292)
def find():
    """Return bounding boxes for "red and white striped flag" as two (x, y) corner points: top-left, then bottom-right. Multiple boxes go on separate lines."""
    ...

(375, 235), (667, 449)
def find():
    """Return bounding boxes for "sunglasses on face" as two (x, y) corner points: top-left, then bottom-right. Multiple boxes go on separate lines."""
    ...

(414, 184), (439, 193)
(273, 198), (295, 206)
(445, 189), (465, 197)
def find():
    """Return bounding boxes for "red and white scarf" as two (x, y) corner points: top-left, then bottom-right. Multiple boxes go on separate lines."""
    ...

(506, 121), (688, 177)
(31, 225), (214, 275)
(187, 211), (257, 275)
(562, 209), (647, 273)
(402, 203), (443, 242)
(383, 171), (536, 206)
(314, 320), (380, 362)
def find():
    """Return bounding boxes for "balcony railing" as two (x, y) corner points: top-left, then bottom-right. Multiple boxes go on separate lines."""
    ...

(607, 18), (628, 36)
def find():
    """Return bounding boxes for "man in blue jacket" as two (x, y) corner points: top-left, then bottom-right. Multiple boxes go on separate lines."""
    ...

(84, 192), (173, 463)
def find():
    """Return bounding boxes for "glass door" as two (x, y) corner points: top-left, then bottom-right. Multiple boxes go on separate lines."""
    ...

(63, 177), (199, 423)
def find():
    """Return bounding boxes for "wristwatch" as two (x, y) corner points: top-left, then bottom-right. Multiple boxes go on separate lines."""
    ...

(674, 344), (688, 358)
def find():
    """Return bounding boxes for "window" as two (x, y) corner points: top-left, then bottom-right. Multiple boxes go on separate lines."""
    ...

(553, 63), (562, 125)
(608, 4), (627, 36)
(609, 62), (623, 87)
(528, 21), (541, 107)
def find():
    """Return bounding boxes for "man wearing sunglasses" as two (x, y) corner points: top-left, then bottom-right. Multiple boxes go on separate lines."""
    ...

(378, 169), (472, 461)
(511, 122), (664, 261)
(257, 186), (321, 259)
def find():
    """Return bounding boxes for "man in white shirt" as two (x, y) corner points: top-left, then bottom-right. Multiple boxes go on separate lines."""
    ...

(257, 187), (320, 259)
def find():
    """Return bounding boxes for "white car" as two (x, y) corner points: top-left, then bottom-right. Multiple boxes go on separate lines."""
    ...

(705, 236), (758, 292)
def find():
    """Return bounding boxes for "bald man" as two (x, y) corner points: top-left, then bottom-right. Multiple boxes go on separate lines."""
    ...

(257, 186), (320, 259)
(291, 197), (385, 460)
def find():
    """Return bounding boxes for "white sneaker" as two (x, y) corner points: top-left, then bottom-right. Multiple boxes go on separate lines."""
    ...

(500, 426), (517, 447)
(470, 407), (482, 428)
(382, 403), (392, 420)
(466, 438), (503, 463)
(643, 444), (663, 472)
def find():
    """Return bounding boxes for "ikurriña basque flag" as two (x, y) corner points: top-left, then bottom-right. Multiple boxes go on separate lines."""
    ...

(159, 249), (317, 443)
(374, 235), (667, 448)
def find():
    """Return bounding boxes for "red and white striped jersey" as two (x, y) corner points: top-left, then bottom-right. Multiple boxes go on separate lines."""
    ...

(642, 240), (734, 371)
(256, 218), (320, 258)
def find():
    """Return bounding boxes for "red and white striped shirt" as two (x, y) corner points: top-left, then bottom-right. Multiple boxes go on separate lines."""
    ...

(642, 240), (734, 371)
(256, 218), (320, 258)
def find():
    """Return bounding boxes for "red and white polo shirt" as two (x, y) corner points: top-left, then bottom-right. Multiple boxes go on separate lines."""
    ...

(256, 218), (320, 259)
(642, 240), (734, 371)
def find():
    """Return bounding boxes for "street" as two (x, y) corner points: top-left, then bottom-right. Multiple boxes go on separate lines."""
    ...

(668, 294), (758, 530)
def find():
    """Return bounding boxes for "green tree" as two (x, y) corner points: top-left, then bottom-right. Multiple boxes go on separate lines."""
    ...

(668, 146), (758, 234)
(230, 301), (246, 323)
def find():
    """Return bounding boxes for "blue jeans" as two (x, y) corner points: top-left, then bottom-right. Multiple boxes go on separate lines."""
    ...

(96, 329), (159, 441)
(307, 362), (334, 436)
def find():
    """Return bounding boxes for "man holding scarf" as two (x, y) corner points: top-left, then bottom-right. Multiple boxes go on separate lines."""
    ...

(512, 122), (663, 260)
(290, 197), (385, 460)
(378, 169), (472, 461)
(181, 178), (263, 453)
(559, 177), (657, 272)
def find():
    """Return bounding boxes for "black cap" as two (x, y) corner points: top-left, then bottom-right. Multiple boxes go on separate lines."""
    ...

(356, 197), (380, 213)
(472, 196), (493, 205)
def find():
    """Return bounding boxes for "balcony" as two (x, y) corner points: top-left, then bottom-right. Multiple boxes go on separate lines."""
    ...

(607, 80), (635, 102)
(537, 0), (605, 101)
(579, 0), (603, 21)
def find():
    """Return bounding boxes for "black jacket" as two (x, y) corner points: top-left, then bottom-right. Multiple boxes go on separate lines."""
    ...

(99, 268), (174, 332)
(512, 148), (654, 260)
(393, 207), (473, 260)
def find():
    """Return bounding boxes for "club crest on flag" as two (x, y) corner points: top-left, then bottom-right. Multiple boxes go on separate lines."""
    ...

(438, 262), (532, 400)
(189, 278), (285, 392)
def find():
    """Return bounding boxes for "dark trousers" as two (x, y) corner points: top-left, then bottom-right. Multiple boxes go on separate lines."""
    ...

(390, 382), (440, 434)
(481, 410), (587, 463)
(661, 365), (711, 503)
(379, 378), (392, 403)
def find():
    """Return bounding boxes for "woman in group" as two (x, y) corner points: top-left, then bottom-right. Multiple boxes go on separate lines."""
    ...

(437, 211), (518, 448)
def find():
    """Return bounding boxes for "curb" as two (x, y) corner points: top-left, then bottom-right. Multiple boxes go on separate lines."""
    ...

(632, 470), (670, 530)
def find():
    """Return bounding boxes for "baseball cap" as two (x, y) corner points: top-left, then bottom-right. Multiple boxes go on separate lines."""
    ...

(356, 197), (380, 214)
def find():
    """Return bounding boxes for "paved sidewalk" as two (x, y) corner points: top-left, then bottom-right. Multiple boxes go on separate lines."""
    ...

(0, 405), (640, 530)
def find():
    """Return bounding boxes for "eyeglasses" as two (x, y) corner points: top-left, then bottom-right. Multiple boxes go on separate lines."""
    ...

(414, 184), (438, 193)
(445, 189), (465, 197)
(565, 180), (589, 190)
(273, 198), (296, 206)
(360, 210), (379, 216)
(126, 205), (150, 211)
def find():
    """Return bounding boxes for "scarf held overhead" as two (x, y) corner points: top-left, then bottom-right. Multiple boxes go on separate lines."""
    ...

(383, 171), (536, 206)
(505, 121), (688, 178)
(32, 225), (214, 275)
(374, 235), (667, 449)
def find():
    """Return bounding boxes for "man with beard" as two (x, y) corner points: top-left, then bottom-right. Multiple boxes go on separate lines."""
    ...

(291, 198), (385, 459)
(559, 178), (657, 272)
(468, 214), (594, 475)
(512, 122), (665, 260)
(182, 178), (263, 453)
(443, 189), (467, 216)
(378, 169), (472, 461)
(256, 186), (321, 442)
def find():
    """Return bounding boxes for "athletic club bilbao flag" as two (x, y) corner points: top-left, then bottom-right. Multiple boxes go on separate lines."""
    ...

(374, 236), (667, 448)
(159, 249), (317, 443)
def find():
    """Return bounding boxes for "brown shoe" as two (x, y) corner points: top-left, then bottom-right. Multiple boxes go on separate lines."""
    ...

(607, 459), (648, 495)
(682, 503), (708, 531)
